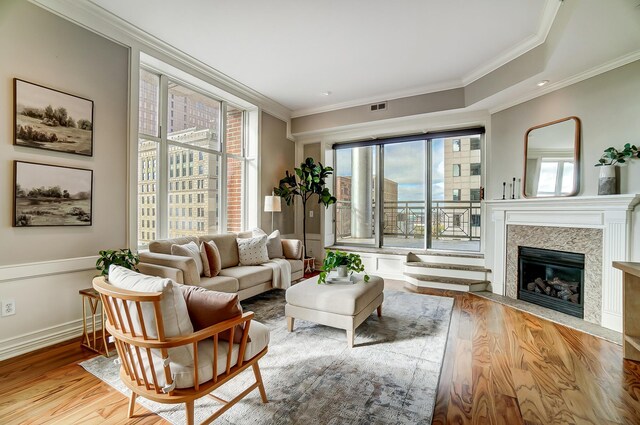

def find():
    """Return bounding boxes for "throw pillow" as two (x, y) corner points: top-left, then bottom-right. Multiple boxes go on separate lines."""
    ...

(179, 285), (249, 344)
(237, 235), (269, 266)
(203, 240), (222, 277)
(266, 230), (284, 259)
(199, 242), (211, 277)
(171, 241), (204, 277)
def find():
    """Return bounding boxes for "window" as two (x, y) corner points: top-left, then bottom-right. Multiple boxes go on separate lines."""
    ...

(471, 214), (481, 227)
(334, 130), (483, 252)
(453, 164), (461, 177)
(470, 163), (481, 176)
(137, 68), (250, 248)
(470, 137), (481, 150)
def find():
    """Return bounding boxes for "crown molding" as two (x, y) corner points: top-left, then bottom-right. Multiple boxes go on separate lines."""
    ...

(462, 0), (562, 86)
(291, 80), (463, 119)
(30, 0), (292, 123)
(489, 50), (640, 114)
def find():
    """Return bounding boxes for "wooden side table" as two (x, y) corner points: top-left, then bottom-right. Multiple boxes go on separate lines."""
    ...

(79, 287), (111, 357)
(304, 257), (315, 274)
(613, 262), (640, 362)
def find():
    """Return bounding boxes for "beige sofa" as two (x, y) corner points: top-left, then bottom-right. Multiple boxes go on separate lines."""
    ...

(138, 233), (304, 300)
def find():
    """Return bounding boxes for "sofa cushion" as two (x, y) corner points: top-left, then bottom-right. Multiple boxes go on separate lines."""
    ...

(200, 233), (239, 269)
(149, 236), (198, 255)
(237, 235), (269, 266)
(171, 241), (204, 276)
(202, 240), (222, 277)
(179, 285), (246, 343)
(199, 275), (239, 293)
(219, 266), (273, 290)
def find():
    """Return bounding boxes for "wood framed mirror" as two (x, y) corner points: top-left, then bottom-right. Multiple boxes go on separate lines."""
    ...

(523, 116), (580, 198)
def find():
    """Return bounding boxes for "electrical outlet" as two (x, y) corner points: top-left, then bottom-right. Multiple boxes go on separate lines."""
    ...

(309, 210), (314, 218)
(2, 299), (16, 317)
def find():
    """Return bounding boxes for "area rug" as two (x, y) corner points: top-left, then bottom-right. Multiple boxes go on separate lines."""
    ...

(80, 289), (453, 424)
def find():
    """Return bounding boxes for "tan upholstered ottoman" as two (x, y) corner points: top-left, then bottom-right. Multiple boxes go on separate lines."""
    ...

(285, 274), (384, 348)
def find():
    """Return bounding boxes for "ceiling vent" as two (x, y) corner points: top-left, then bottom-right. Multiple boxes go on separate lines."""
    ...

(370, 102), (387, 112)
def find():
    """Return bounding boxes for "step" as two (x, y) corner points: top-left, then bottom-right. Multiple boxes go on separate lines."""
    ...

(404, 261), (491, 273)
(407, 252), (485, 267)
(404, 272), (489, 292)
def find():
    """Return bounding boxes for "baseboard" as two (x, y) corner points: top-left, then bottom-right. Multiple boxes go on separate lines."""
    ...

(0, 316), (103, 361)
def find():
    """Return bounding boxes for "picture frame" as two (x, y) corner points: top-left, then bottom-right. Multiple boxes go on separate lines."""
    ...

(13, 161), (93, 227)
(14, 78), (94, 157)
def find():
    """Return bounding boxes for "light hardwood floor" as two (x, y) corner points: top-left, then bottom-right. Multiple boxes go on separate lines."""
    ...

(1, 283), (640, 424)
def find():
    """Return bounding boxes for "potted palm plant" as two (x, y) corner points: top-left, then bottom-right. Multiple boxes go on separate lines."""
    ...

(318, 250), (370, 284)
(595, 143), (639, 195)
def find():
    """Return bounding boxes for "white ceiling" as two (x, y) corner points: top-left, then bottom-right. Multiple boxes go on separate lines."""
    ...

(90, 0), (640, 116)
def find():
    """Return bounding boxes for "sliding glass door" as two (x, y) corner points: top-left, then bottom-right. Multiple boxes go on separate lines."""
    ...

(334, 129), (483, 252)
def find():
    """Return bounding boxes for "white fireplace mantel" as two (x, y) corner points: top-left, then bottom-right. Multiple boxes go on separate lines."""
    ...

(484, 194), (640, 332)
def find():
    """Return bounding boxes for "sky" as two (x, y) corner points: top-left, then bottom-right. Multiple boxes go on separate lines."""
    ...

(336, 139), (445, 201)
(16, 162), (92, 195)
(16, 80), (93, 123)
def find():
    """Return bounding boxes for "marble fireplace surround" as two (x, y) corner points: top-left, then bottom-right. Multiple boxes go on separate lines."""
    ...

(506, 225), (602, 324)
(486, 195), (640, 333)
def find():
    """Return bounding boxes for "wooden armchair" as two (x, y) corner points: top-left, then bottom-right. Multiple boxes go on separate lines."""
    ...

(93, 277), (268, 424)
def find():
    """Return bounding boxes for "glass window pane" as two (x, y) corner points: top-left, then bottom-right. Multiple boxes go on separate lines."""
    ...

(537, 162), (558, 195)
(226, 157), (244, 232)
(139, 69), (159, 137)
(226, 106), (244, 156)
(167, 82), (221, 151)
(561, 162), (574, 194)
(169, 146), (220, 237)
(335, 147), (377, 246)
(138, 139), (158, 249)
(382, 141), (425, 249)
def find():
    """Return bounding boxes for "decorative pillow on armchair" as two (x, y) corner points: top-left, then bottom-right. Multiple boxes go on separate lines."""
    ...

(237, 235), (269, 266)
(179, 285), (248, 343)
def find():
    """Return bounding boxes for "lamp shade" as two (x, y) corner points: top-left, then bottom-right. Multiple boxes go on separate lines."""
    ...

(264, 195), (282, 213)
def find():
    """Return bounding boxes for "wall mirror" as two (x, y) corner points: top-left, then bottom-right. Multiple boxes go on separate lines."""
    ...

(524, 116), (580, 198)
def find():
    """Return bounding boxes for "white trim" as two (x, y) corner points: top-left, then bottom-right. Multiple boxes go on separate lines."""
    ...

(462, 0), (562, 86)
(30, 0), (292, 123)
(489, 50), (640, 114)
(0, 317), (102, 361)
(0, 256), (98, 283)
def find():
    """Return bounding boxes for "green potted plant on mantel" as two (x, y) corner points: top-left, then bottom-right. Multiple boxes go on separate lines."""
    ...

(595, 143), (639, 195)
(318, 250), (370, 284)
(96, 248), (140, 279)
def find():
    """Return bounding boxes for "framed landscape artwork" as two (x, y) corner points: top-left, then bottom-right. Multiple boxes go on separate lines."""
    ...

(14, 78), (94, 156)
(13, 161), (93, 227)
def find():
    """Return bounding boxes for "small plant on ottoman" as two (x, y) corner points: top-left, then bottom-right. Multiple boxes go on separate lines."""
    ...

(318, 250), (370, 284)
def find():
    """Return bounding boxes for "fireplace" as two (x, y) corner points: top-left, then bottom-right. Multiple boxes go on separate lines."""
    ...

(518, 246), (585, 319)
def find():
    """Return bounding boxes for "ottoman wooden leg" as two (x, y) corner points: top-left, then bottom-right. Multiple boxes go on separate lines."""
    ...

(377, 304), (382, 318)
(347, 329), (354, 348)
(287, 317), (294, 332)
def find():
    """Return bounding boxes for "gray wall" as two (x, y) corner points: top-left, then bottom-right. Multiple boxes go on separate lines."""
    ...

(489, 60), (640, 199)
(0, 0), (129, 354)
(260, 112), (295, 234)
(303, 143), (322, 235)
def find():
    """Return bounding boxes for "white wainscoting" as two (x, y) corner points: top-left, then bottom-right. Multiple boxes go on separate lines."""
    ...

(486, 194), (640, 333)
(0, 256), (99, 361)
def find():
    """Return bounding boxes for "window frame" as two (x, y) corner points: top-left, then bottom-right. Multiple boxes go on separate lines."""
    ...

(136, 67), (249, 249)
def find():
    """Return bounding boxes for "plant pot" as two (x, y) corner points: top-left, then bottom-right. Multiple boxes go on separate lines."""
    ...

(337, 265), (348, 278)
(598, 165), (617, 195)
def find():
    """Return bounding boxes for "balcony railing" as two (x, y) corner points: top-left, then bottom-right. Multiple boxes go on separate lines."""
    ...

(336, 200), (481, 242)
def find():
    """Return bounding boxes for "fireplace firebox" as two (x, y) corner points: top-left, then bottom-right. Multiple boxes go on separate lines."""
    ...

(518, 246), (585, 318)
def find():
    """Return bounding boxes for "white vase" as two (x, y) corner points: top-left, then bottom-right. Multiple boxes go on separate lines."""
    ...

(598, 165), (616, 195)
(337, 265), (348, 277)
